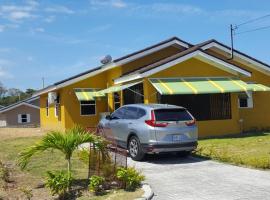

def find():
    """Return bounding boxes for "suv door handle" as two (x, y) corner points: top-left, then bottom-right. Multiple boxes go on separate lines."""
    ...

(128, 122), (133, 124)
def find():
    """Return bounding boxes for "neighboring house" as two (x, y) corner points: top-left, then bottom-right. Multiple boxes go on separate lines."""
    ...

(0, 96), (40, 127)
(34, 37), (270, 137)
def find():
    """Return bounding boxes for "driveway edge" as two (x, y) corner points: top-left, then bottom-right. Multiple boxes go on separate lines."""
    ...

(135, 183), (154, 200)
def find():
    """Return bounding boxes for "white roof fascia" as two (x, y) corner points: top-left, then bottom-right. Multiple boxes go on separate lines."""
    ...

(0, 102), (40, 113)
(201, 42), (270, 75)
(115, 39), (189, 66)
(114, 50), (251, 84)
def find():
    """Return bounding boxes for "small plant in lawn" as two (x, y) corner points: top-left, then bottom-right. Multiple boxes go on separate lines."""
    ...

(116, 167), (145, 191)
(45, 171), (72, 199)
(89, 175), (105, 195)
(19, 187), (33, 200)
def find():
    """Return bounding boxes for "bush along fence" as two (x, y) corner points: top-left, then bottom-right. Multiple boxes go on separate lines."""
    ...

(17, 126), (144, 199)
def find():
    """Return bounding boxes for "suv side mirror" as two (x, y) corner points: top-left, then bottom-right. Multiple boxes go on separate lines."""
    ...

(105, 115), (111, 120)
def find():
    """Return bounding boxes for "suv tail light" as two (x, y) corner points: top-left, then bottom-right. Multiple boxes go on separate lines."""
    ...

(185, 119), (196, 126)
(145, 110), (168, 127)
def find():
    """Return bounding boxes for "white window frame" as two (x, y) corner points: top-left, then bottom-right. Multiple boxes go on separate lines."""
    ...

(46, 98), (49, 117)
(18, 114), (31, 124)
(239, 91), (253, 109)
(80, 100), (96, 116)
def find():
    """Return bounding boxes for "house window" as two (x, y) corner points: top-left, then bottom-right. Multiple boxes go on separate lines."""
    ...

(239, 92), (253, 108)
(80, 100), (96, 116)
(55, 96), (60, 117)
(159, 93), (231, 121)
(18, 114), (30, 123)
(46, 99), (49, 117)
(114, 92), (121, 110)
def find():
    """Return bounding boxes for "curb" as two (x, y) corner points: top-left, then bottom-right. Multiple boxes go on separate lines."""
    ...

(135, 183), (154, 200)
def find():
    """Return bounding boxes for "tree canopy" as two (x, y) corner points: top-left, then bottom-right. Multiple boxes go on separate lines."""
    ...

(0, 81), (36, 106)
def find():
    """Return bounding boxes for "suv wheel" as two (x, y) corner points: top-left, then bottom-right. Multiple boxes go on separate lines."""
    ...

(128, 136), (145, 161)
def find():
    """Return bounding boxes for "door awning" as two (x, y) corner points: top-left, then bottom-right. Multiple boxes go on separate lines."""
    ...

(98, 81), (142, 94)
(149, 77), (252, 95)
(74, 88), (105, 101)
(247, 84), (270, 92)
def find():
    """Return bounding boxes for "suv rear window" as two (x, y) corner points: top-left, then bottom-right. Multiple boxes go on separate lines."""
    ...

(154, 108), (193, 121)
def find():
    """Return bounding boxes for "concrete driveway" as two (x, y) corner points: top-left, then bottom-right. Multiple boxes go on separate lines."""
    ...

(128, 154), (270, 200)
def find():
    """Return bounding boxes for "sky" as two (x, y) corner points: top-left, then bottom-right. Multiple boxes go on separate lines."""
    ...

(0, 0), (270, 91)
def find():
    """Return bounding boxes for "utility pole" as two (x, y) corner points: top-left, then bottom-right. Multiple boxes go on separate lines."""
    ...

(230, 24), (236, 60)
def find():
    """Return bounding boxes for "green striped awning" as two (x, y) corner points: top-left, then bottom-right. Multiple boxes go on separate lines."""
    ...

(149, 77), (250, 95)
(98, 81), (142, 94)
(247, 84), (270, 92)
(74, 88), (105, 101)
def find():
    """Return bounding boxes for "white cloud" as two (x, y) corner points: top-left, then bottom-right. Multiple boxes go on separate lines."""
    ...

(0, 1), (37, 22)
(45, 5), (74, 14)
(90, 0), (127, 9)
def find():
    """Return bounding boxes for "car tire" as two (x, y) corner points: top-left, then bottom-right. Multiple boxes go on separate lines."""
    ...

(177, 151), (191, 157)
(128, 136), (145, 161)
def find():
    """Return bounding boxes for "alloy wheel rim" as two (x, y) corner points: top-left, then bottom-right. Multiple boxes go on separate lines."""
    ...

(129, 139), (138, 157)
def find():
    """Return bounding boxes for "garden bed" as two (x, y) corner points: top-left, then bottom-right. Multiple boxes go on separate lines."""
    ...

(0, 128), (144, 199)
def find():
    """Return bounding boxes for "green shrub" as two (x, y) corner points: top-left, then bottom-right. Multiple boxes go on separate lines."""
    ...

(89, 175), (105, 195)
(116, 167), (145, 191)
(45, 171), (72, 199)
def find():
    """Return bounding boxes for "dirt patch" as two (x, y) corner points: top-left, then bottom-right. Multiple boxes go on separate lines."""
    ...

(0, 128), (46, 140)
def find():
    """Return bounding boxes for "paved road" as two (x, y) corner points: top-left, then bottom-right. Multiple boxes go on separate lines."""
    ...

(128, 154), (270, 200)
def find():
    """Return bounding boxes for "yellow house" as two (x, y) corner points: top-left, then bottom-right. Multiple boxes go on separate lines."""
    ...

(34, 37), (270, 138)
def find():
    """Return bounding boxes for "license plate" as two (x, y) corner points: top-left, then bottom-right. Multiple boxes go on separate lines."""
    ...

(172, 134), (184, 141)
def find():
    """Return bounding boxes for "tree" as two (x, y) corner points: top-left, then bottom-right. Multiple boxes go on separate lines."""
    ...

(25, 88), (36, 96)
(18, 126), (107, 177)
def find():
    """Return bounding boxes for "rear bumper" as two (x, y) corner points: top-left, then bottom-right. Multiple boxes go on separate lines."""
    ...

(142, 141), (198, 153)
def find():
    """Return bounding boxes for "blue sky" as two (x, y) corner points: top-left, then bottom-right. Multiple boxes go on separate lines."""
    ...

(0, 0), (270, 90)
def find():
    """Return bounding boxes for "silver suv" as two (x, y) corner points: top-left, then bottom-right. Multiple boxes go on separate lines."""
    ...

(98, 104), (198, 161)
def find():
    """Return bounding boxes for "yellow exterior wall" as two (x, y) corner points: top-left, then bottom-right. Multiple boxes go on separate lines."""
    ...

(147, 58), (241, 137)
(207, 49), (270, 132)
(40, 92), (65, 131)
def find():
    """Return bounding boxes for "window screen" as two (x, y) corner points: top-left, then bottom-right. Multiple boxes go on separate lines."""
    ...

(80, 101), (96, 115)
(159, 93), (231, 121)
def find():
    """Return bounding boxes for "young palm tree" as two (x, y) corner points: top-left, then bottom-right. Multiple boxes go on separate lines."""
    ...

(18, 126), (107, 176)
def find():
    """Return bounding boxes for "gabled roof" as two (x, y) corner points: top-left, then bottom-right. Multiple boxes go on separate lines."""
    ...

(33, 36), (191, 96)
(33, 36), (270, 96)
(114, 45), (252, 84)
(0, 96), (40, 114)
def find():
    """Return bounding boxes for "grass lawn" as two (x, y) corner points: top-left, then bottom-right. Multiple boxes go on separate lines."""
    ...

(0, 128), (143, 200)
(194, 132), (270, 169)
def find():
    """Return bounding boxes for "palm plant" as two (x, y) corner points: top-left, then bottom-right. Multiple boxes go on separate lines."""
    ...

(18, 126), (107, 176)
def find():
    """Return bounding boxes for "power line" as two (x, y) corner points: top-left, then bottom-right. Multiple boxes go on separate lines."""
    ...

(236, 14), (270, 28)
(234, 25), (270, 35)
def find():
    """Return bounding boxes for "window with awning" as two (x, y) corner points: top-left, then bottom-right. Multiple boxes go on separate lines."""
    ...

(74, 88), (105, 101)
(149, 77), (270, 95)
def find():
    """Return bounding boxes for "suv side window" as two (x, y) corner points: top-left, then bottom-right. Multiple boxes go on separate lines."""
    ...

(124, 107), (138, 119)
(124, 107), (146, 119)
(111, 107), (126, 119)
(137, 108), (146, 118)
